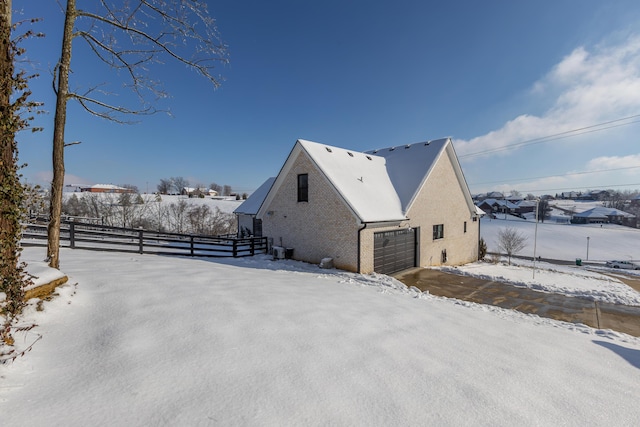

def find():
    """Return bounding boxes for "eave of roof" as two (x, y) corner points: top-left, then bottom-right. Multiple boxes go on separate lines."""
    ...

(234, 177), (276, 215)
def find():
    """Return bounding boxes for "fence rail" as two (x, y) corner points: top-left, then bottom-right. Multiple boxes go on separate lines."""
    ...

(21, 222), (268, 258)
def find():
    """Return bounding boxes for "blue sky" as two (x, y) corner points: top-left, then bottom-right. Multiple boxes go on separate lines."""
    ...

(15, 0), (640, 196)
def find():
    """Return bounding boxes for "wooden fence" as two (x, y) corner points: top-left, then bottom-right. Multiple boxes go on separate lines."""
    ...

(21, 222), (268, 258)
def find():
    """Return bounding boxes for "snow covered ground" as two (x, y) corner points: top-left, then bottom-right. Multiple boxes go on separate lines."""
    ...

(150, 194), (244, 214)
(2, 241), (640, 425)
(435, 216), (640, 306)
(481, 215), (640, 263)
(62, 192), (245, 215)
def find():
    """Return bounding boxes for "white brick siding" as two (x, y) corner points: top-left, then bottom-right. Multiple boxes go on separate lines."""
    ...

(262, 152), (360, 271)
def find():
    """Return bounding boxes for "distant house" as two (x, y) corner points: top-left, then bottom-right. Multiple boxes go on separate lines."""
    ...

(514, 200), (537, 215)
(577, 190), (611, 201)
(571, 207), (635, 225)
(80, 184), (134, 194)
(476, 198), (519, 217)
(254, 138), (481, 275)
(560, 191), (581, 199)
(233, 177), (276, 237)
(182, 187), (219, 197)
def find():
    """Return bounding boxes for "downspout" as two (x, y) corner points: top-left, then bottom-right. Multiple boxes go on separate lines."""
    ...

(357, 222), (368, 273)
(477, 214), (481, 261)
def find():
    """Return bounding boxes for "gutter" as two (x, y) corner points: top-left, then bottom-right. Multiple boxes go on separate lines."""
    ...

(356, 217), (407, 272)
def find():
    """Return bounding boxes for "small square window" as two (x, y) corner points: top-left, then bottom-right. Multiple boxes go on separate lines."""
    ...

(297, 174), (308, 202)
(433, 224), (444, 240)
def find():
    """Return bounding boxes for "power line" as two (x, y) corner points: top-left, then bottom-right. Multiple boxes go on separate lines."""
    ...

(459, 114), (640, 159)
(474, 165), (640, 185)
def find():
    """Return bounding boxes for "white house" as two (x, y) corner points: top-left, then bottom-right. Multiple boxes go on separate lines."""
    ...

(254, 138), (481, 275)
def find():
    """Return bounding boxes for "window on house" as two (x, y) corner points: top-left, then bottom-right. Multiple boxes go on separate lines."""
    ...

(433, 224), (444, 240)
(464, 221), (467, 233)
(297, 174), (308, 202)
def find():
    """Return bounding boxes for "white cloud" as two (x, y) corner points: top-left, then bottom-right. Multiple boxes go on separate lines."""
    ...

(33, 171), (93, 186)
(585, 153), (640, 171)
(455, 35), (640, 160)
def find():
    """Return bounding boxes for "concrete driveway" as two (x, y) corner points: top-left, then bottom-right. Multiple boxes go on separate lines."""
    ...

(395, 267), (640, 337)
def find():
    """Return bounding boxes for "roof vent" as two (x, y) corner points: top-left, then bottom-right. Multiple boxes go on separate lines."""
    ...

(404, 145), (410, 149)
(372, 150), (378, 154)
(347, 152), (354, 157)
(424, 141), (430, 146)
(366, 155), (372, 160)
(325, 147), (333, 153)
(389, 147), (396, 151)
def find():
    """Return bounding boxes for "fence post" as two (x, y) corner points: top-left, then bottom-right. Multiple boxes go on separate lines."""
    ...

(251, 238), (255, 256)
(138, 228), (143, 254)
(70, 222), (75, 249)
(233, 239), (238, 257)
(190, 236), (194, 256)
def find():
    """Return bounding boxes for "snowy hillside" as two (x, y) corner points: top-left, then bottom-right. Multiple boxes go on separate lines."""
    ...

(2, 244), (640, 425)
(3, 217), (640, 425)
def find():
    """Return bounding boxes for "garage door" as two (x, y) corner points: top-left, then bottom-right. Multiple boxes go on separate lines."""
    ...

(374, 228), (417, 275)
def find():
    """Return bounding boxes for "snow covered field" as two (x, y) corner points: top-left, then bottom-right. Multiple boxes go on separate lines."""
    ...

(435, 216), (640, 306)
(481, 215), (640, 263)
(2, 236), (640, 425)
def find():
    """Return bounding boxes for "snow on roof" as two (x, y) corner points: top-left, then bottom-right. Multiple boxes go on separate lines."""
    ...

(298, 140), (406, 222)
(479, 198), (519, 209)
(234, 177), (276, 215)
(574, 207), (635, 218)
(91, 184), (126, 190)
(366, 138), (449, 212)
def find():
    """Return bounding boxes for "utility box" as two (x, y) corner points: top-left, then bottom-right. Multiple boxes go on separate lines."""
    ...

(273, 246), (285, 259)
(320, 258), (334, 269)
(285, 248), (294, 259)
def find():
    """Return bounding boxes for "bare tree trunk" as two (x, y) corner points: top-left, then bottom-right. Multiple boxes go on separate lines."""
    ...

(47, 0), (75, 269)
(0, 0), (22, 312)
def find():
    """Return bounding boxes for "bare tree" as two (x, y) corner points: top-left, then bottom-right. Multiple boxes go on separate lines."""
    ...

(223, 184), (232, 197)
(157, 178), (172, 194)
(22, 183), (47, 219)
(171, 176), (190, 195)
(149, 193), (169, 232)
(47, 0), (228, 268)
(118, 192), (134, 228)
(210, 182), (222, 195)
(121, 183), (139, 194)
(496, 227), (527, 265)
(536, 199), (549, 223)
(606, 190), (632, 211)
(187, 204), (210, 234)
(167, 199), (189, 233)
(1, 4), (42, 338)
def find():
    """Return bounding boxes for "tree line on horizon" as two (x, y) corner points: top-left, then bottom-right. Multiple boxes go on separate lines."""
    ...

(155, 177), (238, 198)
